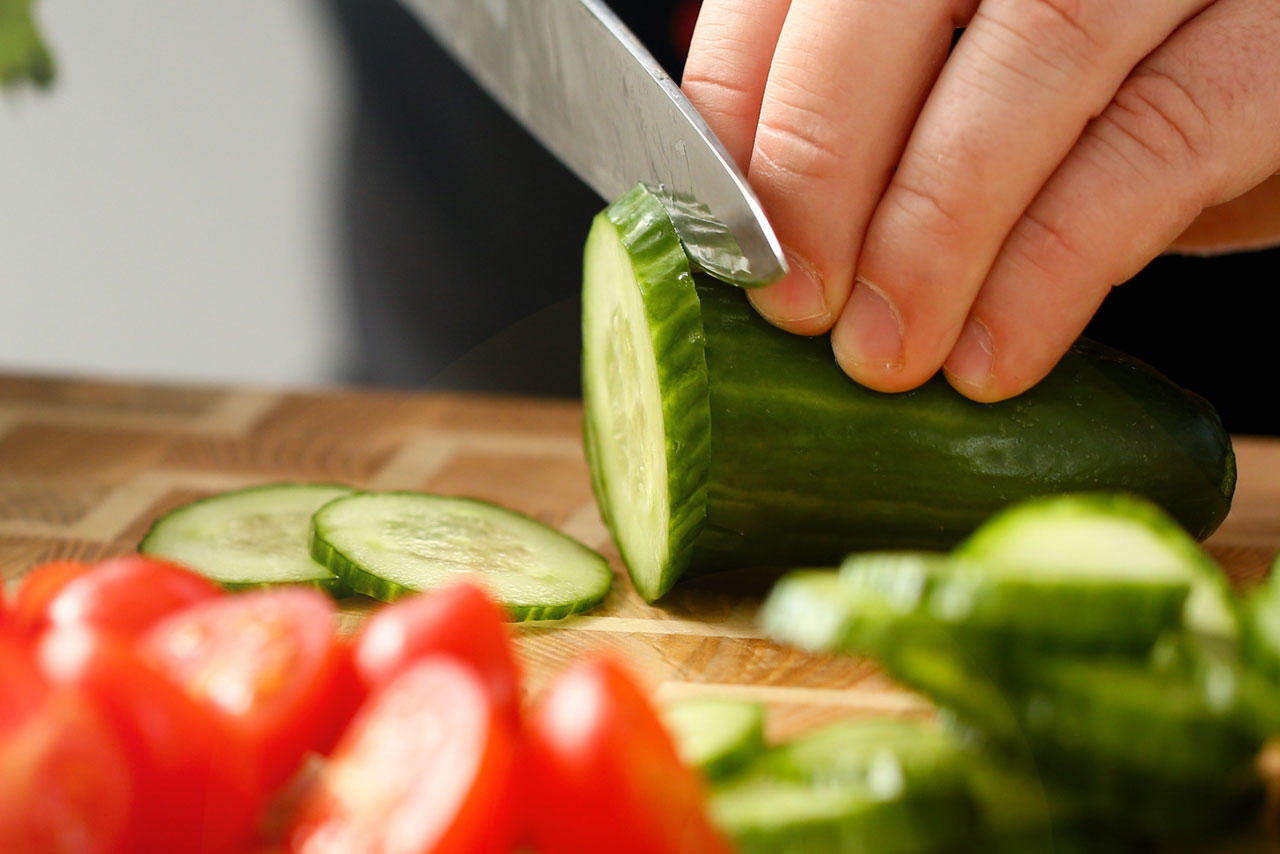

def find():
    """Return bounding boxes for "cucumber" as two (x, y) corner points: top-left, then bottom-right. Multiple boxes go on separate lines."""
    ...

(840, 550), (1189, 651)
(710, 719), (976, 853)
(138, 482), (355, 591)
(957, 493), (1239, 639)
(310, 492), (612, 620)
(581, 185), (711, 602)
(1241, 557), (1280, 683)
(582, 185), (1235, 602)
(661, 699), (765, 781)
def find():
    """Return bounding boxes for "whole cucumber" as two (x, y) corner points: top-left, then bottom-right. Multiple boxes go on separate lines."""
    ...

(581, 185), (1234, 601)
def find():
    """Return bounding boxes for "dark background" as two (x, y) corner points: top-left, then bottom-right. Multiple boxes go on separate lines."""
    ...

(324, 0), (1278, 435)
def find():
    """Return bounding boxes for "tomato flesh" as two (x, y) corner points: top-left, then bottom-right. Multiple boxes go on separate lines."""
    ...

(46, 555), (221, 639)
(0, 636), (134, 854)
(354, 581), (521, 720)
(36, 626), (259, 853)
(145, 587), (363, 792)
(288, 658), (517, 854)
(526, 653), (732, 854)
(8, 560), (93, 637)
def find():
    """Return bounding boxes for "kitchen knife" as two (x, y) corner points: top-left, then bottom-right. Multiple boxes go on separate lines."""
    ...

(397, 0), (788, 287)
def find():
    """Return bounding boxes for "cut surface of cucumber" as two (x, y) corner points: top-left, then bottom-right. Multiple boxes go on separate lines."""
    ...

(310, 492), (611, 620)
(661, 699), (764, 781)
(138, 482), (354, 590)
(957, 493), (1238, 639)
(581, 185), (711, 603)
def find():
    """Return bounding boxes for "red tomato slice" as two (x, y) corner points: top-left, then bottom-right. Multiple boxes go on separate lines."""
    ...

(354, 581), (521, 719)
(287, 658), (518, 854)
(36, 626), (259, 854)
(8, 559), (94, 637)
(526, 653), (733, 854)
(46, 554), (222, 639)
(144, 587), (363, 792)
(1, 635), (135, 854)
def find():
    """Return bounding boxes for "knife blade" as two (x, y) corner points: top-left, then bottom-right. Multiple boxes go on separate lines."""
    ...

(398, 0), (788, 287)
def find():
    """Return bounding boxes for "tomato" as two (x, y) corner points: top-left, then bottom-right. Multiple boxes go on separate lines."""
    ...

(525, 653), (733, 854)
(354, 581), (521, 719)
(144, 587), (363, 792)
(0, 635), (135, 854)
(287, 659), (518, 854)
(8, 560), (93, 637)
(46, 554), (221, 639)
(36, 626), (259, 853)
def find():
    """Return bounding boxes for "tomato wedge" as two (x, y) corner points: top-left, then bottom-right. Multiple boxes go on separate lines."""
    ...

(144, 587), (363, 792)
(46, 554), (221, 639)
(1, 636), (135, 854)
(8, 559), (93, 637)
(287, 658), (518, 854)
(526, 653), (733, 854)
(36, 626), (259, 853)
(354, 582), (521, 719)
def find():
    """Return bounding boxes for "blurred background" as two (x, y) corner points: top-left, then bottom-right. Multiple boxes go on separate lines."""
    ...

(1, 0), (349, 387)
(2, 1), (1276, 432)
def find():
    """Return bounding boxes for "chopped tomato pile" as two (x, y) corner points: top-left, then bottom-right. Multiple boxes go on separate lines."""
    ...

(1, 556), (730, 853)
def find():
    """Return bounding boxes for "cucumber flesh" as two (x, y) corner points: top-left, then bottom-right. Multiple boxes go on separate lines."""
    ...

(581, 185), (711, 602)
(138, 482), (354, 591)
(310, 492), (612, 621)
(957, 493), (1238, 639)
(661, 699), (764, 781)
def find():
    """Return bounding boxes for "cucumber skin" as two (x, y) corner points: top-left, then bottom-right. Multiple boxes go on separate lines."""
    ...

(688, 280), (1234, 574)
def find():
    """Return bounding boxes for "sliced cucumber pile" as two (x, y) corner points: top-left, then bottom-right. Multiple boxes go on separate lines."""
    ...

(139, 483), (355, 591)
(661, 699), (764, 781)
(761, 492), (1277, 849)
(311, 492), (612, 620)
(709, 719), (976, 854)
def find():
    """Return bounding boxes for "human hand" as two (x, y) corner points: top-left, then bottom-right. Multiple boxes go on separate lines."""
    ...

(682, 0), (1280, 402)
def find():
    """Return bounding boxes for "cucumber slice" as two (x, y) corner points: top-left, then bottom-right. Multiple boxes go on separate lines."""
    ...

(581, 185), (711, 602)
(1241, 559), (1280, 685)
(711, 719), (976, 853)
(310, 492), (611, 620)
(661, 699), (764, 781)
(138, 482), (354, 591)
(839, 551), (1189, 651)
(957, 493), (1239, 639)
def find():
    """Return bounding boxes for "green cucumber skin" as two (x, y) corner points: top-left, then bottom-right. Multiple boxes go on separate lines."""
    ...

(688, 280), (1234, 573)
(582, 186), (712, 602)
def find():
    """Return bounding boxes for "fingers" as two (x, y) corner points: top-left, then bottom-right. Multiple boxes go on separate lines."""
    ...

(832, 0), (1212, 390)
(744, 0), (958, 335)
(1168, 174), (1280, 254)
(945, 0), (1280, 401)
(681, 0), (791, 171)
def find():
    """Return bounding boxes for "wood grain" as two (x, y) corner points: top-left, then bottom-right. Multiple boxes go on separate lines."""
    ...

(3, 373), (1279, 846)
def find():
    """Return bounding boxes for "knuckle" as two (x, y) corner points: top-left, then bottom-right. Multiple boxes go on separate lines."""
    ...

(752, 105), (849, 184)
(981, 0), (1113, 70)
(1007, 208), (1086, 281)
(1104, 63), (1214, 171)
(883, 177), (968, 246)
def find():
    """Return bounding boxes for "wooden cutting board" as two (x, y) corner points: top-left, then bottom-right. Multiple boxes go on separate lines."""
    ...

(3, 372), (1280, 840)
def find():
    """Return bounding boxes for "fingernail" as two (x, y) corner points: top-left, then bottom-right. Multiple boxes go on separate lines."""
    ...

(838, 279), (903, 370)
(748, 250), (830, 326)
(945, 318), (993, 390)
